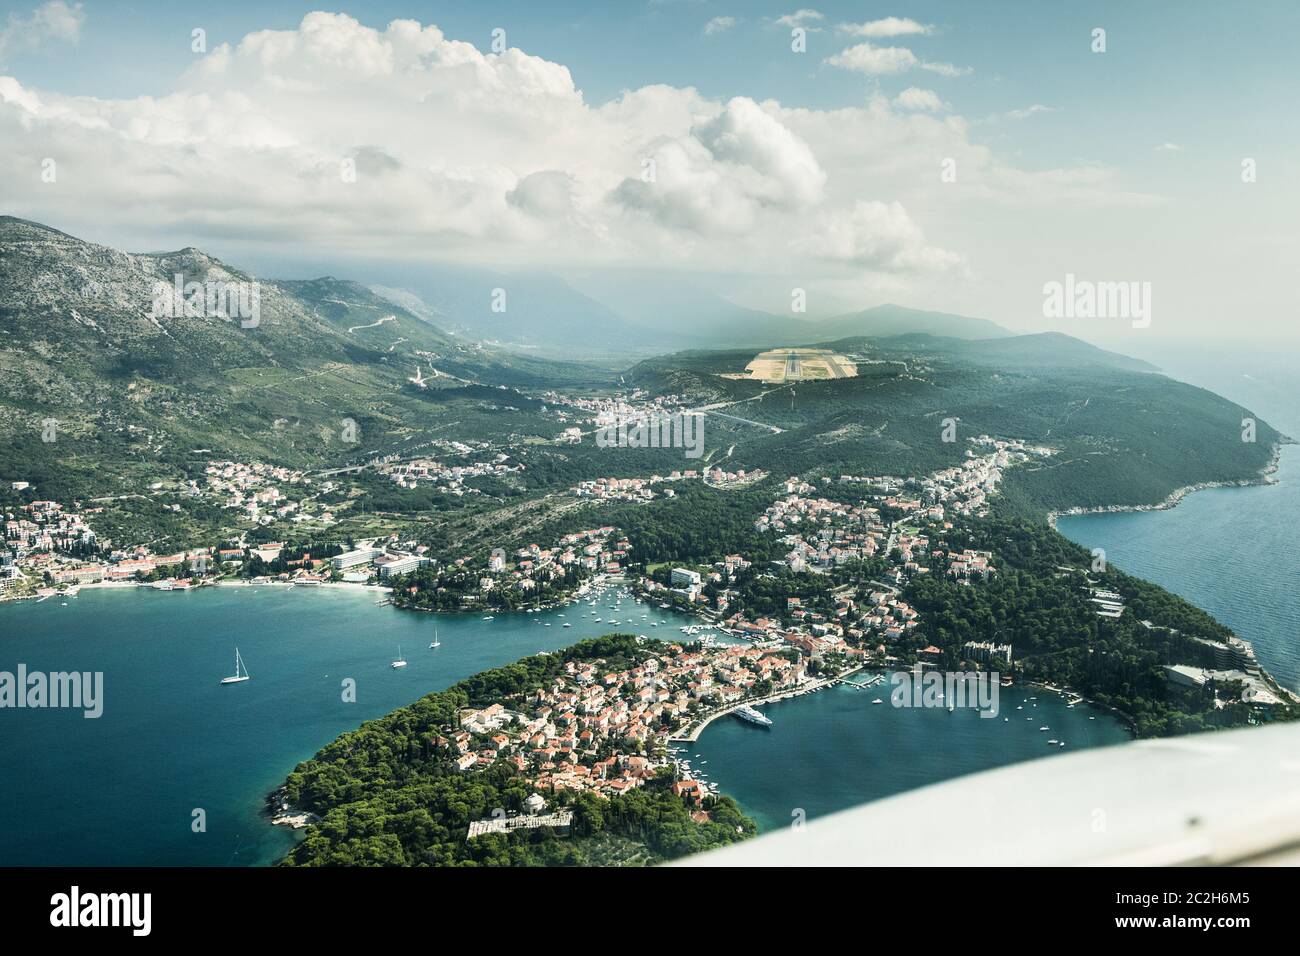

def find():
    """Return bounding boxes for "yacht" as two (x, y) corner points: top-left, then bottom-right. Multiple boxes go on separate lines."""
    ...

(733, 704), (773, 727)
(392, 645), (407, 668)
(429, 629), (440, 649)
(220, 647), (250, 685)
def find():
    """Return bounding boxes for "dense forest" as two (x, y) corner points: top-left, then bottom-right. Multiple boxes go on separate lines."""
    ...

(903, 514), (1296, 736)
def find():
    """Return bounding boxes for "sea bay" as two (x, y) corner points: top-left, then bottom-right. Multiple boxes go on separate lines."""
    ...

(0, 582), (696, 865)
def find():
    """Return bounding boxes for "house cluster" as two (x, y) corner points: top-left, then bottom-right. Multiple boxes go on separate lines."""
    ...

(0, 490), (253, 597)
(755, 496), (887, 572)
(442, 644), (807, 798)
(540, 389), (693, 432)
(457, 527), (626, 596)
(4, 499), (97, 556)
(380, 453), (520, 495)
(203, 460), (334, 526)
(946, 549), (994, 582)
(570, 467), (767, 502)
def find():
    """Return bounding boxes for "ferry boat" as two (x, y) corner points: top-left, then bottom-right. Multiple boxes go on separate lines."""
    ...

(733, 704), (773, 727)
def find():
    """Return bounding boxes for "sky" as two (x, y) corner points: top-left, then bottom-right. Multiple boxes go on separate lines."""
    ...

(1, 0), (1298, 351)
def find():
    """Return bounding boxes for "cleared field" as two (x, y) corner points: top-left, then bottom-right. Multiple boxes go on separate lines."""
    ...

(743, 348), (857, 383)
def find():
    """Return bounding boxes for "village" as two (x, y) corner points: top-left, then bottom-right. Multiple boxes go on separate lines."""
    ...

(450, 640), (809, 816)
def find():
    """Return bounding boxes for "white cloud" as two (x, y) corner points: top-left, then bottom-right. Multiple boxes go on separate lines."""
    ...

(801, 200), (964, 273)
(838, 17), (932, 38)
(893, 87), (946, 112)
(612, 96), (826, 236)
(774, 9), (824, 29)
(1155, 142), (1182, 151)
(0, 1), (83, 61)
(827, 41), (971, 77)
(1001, 104), (1053, 120)
(919, 60), (973, 78)
(0, 10), (1147, 297)
(826, 42), (917, 75)
(703, 16), (737, 37)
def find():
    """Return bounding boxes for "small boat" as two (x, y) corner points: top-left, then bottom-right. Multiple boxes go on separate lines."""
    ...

(482, 616), (494, 621)
(1047, 739), (1058, 744)
(563, 623), (572, 628)
(871, 698), (884, 705)
(1038, 726), (1049, 731)
(391, 645), (407, 668)
(221, 647), (250, 685)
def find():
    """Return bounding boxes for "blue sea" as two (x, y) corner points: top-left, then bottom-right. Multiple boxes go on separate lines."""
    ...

(1, 347), (1291, 859)
(0, 583), (698, 865)
(1057, 347), (1300, 691)
(692, 344), (1300, 831)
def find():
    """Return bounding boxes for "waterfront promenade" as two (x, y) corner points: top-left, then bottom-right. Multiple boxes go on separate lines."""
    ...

(669, 665), (865, 743)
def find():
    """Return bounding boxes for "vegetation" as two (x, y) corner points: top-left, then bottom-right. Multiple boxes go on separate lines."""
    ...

(279, 635), (755, 866)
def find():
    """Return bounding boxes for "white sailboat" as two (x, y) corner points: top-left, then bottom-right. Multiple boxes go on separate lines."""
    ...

(220, 647), (250, 684)
(429, 628), (441, 649)
(391, 644), (407, 668)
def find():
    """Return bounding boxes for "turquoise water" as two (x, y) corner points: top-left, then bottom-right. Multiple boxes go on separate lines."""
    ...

(1054, 348), (1300, 693)
(691, 347), (1300, 835)
(1058, 443), (1300, 691)
(0, 583), (696, 865)
(689, 683), (1128, 832)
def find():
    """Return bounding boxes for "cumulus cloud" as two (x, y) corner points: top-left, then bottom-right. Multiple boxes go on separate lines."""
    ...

(612, 96), (826, 235)
(837, 17), (932, 38)
(1, 10), (1140, 293)
(774, 9), (824, 29)
(0, 0), (83, 61)
(827, 41), (970, 77)
(801, 200), (964, 273)
(703, 16), (737, 36)
(893, 87), (946, 112)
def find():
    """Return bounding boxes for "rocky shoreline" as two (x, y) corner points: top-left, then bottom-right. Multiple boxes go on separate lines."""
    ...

(1047, 441), (1287, 529)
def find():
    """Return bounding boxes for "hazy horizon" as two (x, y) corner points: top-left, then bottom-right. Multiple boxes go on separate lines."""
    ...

(3, 0), (1297, 353)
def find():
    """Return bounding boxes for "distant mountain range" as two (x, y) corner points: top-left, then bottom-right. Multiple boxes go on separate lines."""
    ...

(372, 268), (1011, 357)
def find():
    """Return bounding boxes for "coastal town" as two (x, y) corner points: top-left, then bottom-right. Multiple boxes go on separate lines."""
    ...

(5, 433), (1289, 731)
(450, 640), (808, 809)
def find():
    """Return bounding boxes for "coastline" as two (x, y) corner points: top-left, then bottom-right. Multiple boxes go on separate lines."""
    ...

(670, 665), (864, 743)
(1047, 441), (1286, 529)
